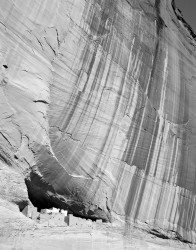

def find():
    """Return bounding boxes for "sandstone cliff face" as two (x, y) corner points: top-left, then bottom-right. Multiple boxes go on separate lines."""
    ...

(1, 0), (196, 245)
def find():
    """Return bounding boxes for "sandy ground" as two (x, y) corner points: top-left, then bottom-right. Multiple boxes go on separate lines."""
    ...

(0, 218), (195, 250)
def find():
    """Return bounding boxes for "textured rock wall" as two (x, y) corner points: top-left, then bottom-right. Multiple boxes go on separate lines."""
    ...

(1, 0), (196, 244)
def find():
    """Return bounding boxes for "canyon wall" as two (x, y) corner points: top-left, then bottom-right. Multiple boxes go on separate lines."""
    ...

(1, 0), (196, 244)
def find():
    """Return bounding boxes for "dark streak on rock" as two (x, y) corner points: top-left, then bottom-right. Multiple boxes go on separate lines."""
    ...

(0, 132), (12, 148)
(0, 151), (11, 166)
(33, 100), (49, 105)
(44, 37), (57, 56)
(149, 229), (169, 239)
(147, 0), (166, 100)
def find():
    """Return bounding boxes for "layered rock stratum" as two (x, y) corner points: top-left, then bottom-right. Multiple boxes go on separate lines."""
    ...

(1, 0), (196, 248)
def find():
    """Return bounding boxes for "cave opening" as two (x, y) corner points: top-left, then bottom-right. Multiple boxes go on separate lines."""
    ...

(71, 213), (97, 222)
(24, 172), (107, 223)
(24, 173), (69, 211)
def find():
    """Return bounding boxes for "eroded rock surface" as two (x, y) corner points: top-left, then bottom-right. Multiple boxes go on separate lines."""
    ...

(1, 0), (196, 247)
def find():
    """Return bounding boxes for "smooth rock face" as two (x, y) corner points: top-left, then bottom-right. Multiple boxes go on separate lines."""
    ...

(1, 0), (196, 245)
